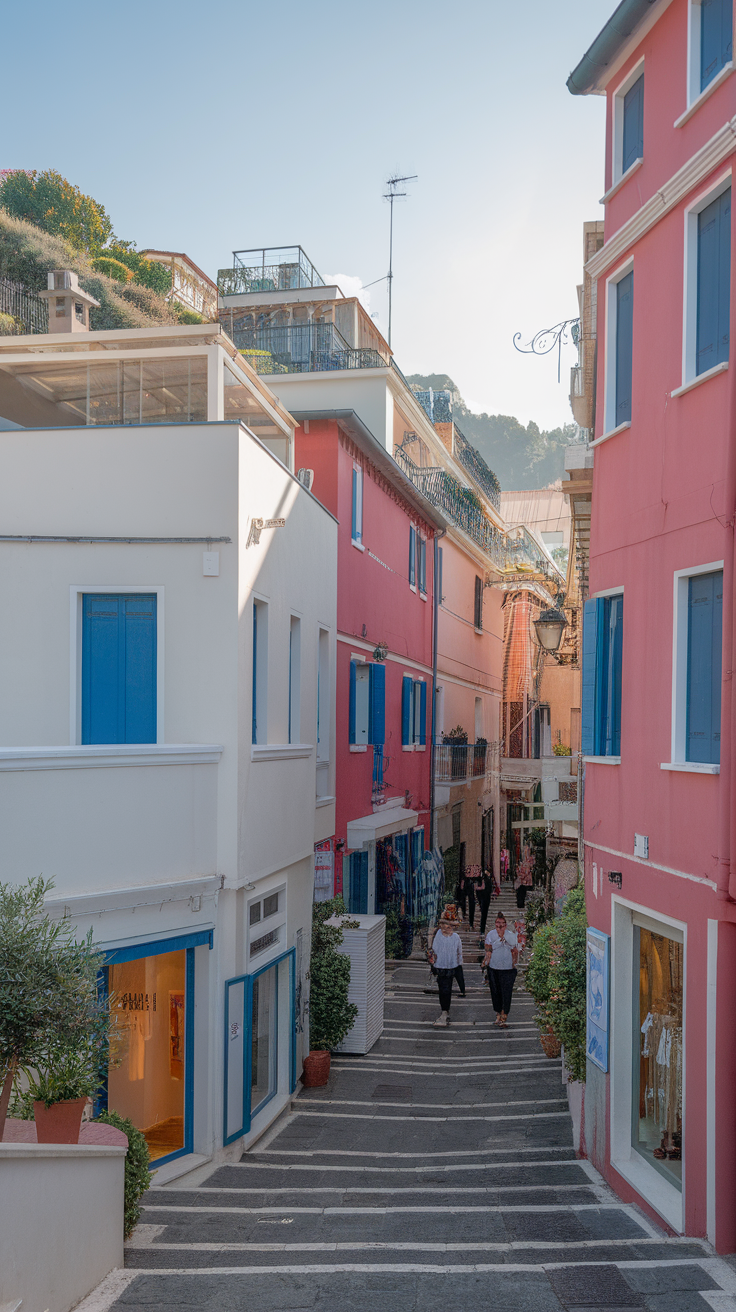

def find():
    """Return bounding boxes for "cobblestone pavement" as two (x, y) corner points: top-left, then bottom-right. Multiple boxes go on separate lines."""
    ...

(89, 892), (736, 1311)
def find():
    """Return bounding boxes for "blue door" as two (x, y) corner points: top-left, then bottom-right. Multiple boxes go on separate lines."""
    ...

(82, 594), (156, 744)
(348, 851), (368, 914)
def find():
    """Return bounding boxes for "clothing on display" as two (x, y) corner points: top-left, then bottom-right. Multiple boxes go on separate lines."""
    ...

(634, 927), (683, 1185)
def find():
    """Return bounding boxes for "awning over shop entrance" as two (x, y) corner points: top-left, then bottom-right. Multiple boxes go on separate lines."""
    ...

(347, 807), (419, 850)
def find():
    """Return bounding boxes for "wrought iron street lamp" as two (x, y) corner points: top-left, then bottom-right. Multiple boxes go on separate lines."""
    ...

(534, 604), (567, 653)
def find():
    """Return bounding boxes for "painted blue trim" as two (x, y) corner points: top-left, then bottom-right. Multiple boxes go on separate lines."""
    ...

(289, 951), (297, 1094)
(104, 928), (213, 965)
(223, 972), (248, 1146)
(183, 947), (195, 1157)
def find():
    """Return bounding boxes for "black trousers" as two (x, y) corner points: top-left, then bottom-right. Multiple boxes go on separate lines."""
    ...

(437, 968), (456, 1012)
(489, 968), (516, 1016)
(516, 885), (528, 909)
(477, 893), (491, 935)
(454, 965), (466, 995)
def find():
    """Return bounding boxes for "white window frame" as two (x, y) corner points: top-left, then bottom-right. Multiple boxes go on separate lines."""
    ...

(681, 169), (732, 388)
(353, 661), (370, 745)
(609, 896), (685, 1234)
(70, 584), (165, 746)
(246, 880), (287, 968)
(684, 0), (735, 113)
(316, 627), (330, 764)
(352, 464), (364, 549)
(413, 678), (426, 749)
(612, 58), (645, 186)
(603, 258), (634, 436)
(663, 559), (724, 773)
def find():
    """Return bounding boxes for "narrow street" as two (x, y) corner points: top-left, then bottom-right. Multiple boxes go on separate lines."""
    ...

(111, 892), (733, 1311)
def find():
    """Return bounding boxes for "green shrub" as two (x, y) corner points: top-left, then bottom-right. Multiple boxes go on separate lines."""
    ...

(523, 887), (551, 946)
(0, 311), (18, 335)
(92, 256), (133, 284)
(0, 169), (112, 255)
(174, 305), (205, 324)
(553, 742), (572, 756)
(308, 897), (358, 1051)
(525, 885), (587, 1083)
(96, 1110), (153, 1239)
(104, 242), (172, 296)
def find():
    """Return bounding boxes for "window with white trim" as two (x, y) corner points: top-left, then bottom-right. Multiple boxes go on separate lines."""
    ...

(670, 565), (723, 766)
(252, 599), (268, 744)
(688, 0), (733, 105)
(288, 616), (301, 744)
(683, 178), (731, 384)
(604, 263), (634, 432)
(351, 465), (363, 545)
(612, 62), (645, 185)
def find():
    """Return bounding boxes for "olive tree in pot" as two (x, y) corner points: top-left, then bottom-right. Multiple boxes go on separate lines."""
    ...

(304, 897), (359, 1087)
(0, 875), (113, 1143)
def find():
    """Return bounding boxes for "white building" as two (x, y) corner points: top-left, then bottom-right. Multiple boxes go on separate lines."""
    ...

(0, 316), (337, 1179)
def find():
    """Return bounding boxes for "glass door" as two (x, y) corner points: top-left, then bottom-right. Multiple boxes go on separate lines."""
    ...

(632, 925), (683, 1187)
(251, 962), (278, 1116)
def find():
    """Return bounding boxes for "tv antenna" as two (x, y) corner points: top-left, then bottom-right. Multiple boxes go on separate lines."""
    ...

(383, 173), (416, 349)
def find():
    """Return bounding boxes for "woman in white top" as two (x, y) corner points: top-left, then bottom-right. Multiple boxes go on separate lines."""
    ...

(429, 915), (464, 1028)
(483, 913), (518, 1028)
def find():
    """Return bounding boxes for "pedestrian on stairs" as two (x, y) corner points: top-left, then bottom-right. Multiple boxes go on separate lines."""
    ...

(429, 913), (465, 1027)
(483, 913), (518, 1028)
(474, 870), (492, 936)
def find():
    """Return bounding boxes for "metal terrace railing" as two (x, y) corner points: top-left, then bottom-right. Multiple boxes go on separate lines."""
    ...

(453, 428), (501, 511)
(434, 741), (489, 782)
(232, 320), (388, 375)
(218, 246), (325, 297)
(0, 279), (49, 334)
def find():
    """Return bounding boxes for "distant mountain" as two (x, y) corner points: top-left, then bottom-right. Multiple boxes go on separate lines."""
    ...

(406, 373), (579, 492)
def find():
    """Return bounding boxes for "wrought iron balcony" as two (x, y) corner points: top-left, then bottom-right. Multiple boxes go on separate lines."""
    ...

(231, 321), (388, 375)
(435, 741), (489, 782)
(453, 428), (501, 510)
(218, 246), (325, 297)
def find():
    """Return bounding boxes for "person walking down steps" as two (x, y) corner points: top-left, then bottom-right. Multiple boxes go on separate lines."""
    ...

(428, 913), (465, 1027)
(484, 912), (518, 1028)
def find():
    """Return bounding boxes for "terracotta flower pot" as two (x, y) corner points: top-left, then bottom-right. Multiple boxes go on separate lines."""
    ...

(33, 1096), (87, 1143)
(539, 1031), (562, 1059)
(302, 1050), (331, 1087)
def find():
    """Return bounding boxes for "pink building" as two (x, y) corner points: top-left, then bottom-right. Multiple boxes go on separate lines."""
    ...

(570, 0), (736, 1248)
(294, 411), (444, 920)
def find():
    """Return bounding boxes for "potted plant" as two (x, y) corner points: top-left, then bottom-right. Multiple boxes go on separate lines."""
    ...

(304, 897), (359, 1087)
(23, 1045), (105, 1144)
(525, 885), (587, 1075)
(0, 875), (112, 1141)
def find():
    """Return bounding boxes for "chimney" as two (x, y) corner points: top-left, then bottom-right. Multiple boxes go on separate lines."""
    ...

(38, 270), (101, 333)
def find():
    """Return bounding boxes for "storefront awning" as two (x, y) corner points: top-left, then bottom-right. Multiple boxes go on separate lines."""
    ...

(347, 807), (419, 850)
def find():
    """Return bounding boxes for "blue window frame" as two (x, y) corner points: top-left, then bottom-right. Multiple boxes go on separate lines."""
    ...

(348, 851), (369, 914)
(223, 947), (296, 1147)
(351, 466), (363, 544)
(615, 272), (634, 426)
(418, 536), (427, 594)
(82, 594), (156, 744)
(686, 570), (723, 763)
(701, 0), (733, 92)
(622, 74), (644, 175)
(368, 662), (385, 745)
(97, 929), (210, 1167)
(697, 188), (731, 377)
(582, 595), (624, 757)
(409, 525), (416, 586)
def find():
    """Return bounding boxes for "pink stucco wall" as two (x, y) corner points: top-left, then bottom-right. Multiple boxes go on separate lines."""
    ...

(583, 0), (736, 1249)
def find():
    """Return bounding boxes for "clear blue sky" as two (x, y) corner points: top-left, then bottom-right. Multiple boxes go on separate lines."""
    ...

(4, 0), (614, 429)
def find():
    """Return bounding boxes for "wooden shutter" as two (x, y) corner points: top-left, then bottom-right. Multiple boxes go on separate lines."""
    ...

(349, 660), (357, 744)
(82, 593), (156, 745)
(418, 681), (427, 746)
(401, 675), (413, 745)
(409, 526), (416, 586)
(701, 0), (733, 90)
(687, 571), (723, 763)
(419, 537), (427, 593)
(697, 188), (731, 376)
(474, 575), (483, 629)
(622, 74), (644, 174)
(604, 595), (624, 757)
(615, 272), (634, 426)
(581, 598), (599, 756)
(369, 662), (385, 745)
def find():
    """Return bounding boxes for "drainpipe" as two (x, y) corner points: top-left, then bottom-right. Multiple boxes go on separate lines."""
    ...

(723, 307), (736, 900)
(429, 528), (446, 849)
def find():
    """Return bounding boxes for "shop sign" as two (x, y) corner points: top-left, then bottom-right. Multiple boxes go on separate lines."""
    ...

(314, 840), (334, 903)
(586, 928), (610, 1073)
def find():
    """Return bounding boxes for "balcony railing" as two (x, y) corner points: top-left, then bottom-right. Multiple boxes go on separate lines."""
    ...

(453, 428), (501, 510)
(219, 246), (326, 297)
(0, 278), (49, 334)
(435, 741), (489, 782)
(227, 320), (388, 375)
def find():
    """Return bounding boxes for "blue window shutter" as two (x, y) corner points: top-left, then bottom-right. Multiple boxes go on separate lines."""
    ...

(419, 681), (427, 746)
(419, 538), (427, 592)
(369, 662), (385, 745)
(615, 272), (634, 426)
(608, 595), (624, 757)
(351, 469), (357, 540)
(622, 74), (644, 173)
(349, 851), (368, 915)
(349, 660), (357, 744)
(409, 526), (416, 586)
(123, 595), (157, 744)
(701, 0), (733, 90)
(687, 571), (723, 763)
(401, 675), (413, 745)
(82, 594), (156, 745)
(697, 188), (731, 376)
(581, 598), (599, 756)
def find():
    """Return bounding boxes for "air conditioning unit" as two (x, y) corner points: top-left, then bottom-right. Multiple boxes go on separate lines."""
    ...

(297, 468), (314, 491)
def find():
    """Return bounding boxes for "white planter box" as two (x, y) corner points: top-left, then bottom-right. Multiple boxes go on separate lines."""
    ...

(328, 913), (386, 1054)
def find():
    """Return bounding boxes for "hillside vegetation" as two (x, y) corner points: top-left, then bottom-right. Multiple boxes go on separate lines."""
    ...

(407, 372), (579, 491)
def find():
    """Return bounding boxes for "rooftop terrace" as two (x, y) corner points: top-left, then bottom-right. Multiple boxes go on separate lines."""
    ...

(218, 246), (326, 298)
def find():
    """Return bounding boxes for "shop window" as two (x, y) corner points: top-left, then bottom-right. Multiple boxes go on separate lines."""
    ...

(251, 962), (278, 1115)
(81, 594), (156, 745)
(582, 594), (624, 757)
(106, 947), (189, 1163)
(633, 926), (683, 1187)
